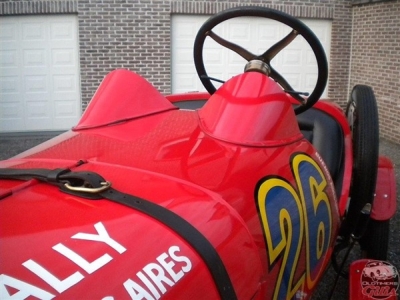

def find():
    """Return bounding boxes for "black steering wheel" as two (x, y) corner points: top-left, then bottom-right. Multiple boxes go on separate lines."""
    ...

(193, 6), (328, 114)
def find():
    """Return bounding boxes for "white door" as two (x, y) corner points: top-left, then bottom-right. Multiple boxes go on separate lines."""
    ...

(0, 15), (81, 132)
(171, 15), (331, 97)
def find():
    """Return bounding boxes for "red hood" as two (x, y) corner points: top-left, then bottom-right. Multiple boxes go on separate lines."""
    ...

(0, 69), (341, 299)
(0, 160), (263, 299)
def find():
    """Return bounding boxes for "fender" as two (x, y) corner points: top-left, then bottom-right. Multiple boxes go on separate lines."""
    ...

(371, 156), (397, 221)
(349, 259), (399, 300)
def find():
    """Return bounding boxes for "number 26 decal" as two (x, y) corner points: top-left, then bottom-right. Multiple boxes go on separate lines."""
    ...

(256, 153), (333, 300)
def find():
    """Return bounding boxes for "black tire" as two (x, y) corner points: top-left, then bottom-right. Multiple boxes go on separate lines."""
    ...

(344, 85), (386, 259)
(361, 219), (390, 260)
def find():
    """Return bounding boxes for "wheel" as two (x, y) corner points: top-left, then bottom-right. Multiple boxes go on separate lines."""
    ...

(193, 6), (328, 114)
(361, 219), (390, 260)
(344, 85), (388, 259)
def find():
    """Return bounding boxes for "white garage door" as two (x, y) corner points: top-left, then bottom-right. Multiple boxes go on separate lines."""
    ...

(171, 15), (331, 97)
(0, 15), (81, 132)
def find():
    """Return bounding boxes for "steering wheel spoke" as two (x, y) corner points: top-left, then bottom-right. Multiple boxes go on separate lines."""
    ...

(207, 31), (255, 61)
(260, 29), (299, 62)
(269, 67), (306, 104)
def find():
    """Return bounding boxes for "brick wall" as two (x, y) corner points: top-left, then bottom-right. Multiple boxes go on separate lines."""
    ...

(77, 0), (172, 108)
(350, 0), (400, 143)
(0, 0), (353, 110)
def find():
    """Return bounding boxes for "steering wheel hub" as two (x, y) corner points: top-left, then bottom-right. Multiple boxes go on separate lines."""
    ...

(244, 60), (271, 75)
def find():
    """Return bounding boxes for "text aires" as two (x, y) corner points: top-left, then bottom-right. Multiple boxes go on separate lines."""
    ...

(0, 222), (192, 299)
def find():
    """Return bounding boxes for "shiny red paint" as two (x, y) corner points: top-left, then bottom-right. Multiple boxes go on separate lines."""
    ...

(349, 259), (399, 300)
(166, 92), (210, 103)
(371, 156), (397, 220)
(0, 68), (394, 299)
(199, 73), (303, 146)
(75, 69), (177, 130)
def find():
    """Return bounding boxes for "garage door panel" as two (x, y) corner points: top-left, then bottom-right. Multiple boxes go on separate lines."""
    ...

(50, 21), (76, 40)
(25, 122), (49, 131)
(24, 100), (53, 131)
(53, 75), (77, 94)
(228, 23), (251, 41)
(281, 49), (302, 66)
(258, 23), (281, 41)
(0, 102), (24, 132)
(174, 21), (198, 36)
(53, 117), (80, 129)
(23, 49), (47, 68)
(1, 101), (22, 118)
(203, 48), (223, 63)
(22, 22), (46, 41)
(54, 99), (77, 113)
(26, 100), (51, 115)
(25, 75), (48, 93)
(0, 15), (80, 132)
(173, 74), (199, 93)
(0, 22), (17, 41)
(54, 99), (78, 116)
(51, 49), (76, 67)
(0, 76), (20, 95)
(173, 48), (193, 64)
(0, 50), (19, 68)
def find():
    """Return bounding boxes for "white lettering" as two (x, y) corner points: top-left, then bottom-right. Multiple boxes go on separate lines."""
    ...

(72, 222), (127, 254)
(124, 245), (193, 299)
(0, 274), (55, 300)
(156, 252), (183, 282)
(136, 271), (160, 299)
(169, 246), (192, 273)
(53, 243), (113, 274)
(143, 263), (174, 294)
(22, 259), (84, 293)
(124, 279), (155, 300)
(2, 222), (128, 298)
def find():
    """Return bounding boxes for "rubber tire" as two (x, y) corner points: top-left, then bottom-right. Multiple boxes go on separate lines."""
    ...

(344, 85), (387, 259)
(361, 219), (390, 260)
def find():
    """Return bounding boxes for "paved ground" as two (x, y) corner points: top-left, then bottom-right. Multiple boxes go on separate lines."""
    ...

(1, 134), (399, 298)
(315, 138), (400, 299)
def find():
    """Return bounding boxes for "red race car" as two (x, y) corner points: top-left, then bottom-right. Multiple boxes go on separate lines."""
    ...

(0, 6), (398, 300)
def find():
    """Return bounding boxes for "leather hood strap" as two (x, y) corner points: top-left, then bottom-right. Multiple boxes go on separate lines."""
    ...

(0, 167), (237, 300)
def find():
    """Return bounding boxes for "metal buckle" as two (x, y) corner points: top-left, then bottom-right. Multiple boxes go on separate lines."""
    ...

(64, 181), (111, 193)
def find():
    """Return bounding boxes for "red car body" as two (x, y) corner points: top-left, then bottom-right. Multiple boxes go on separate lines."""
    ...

(0, 68), (397, 299)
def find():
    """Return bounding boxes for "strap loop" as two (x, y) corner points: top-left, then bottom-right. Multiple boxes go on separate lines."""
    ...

(64, 181), (111, 193)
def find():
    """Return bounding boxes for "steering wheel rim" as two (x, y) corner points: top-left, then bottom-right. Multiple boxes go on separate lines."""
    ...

(193, 6), (328, 114)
